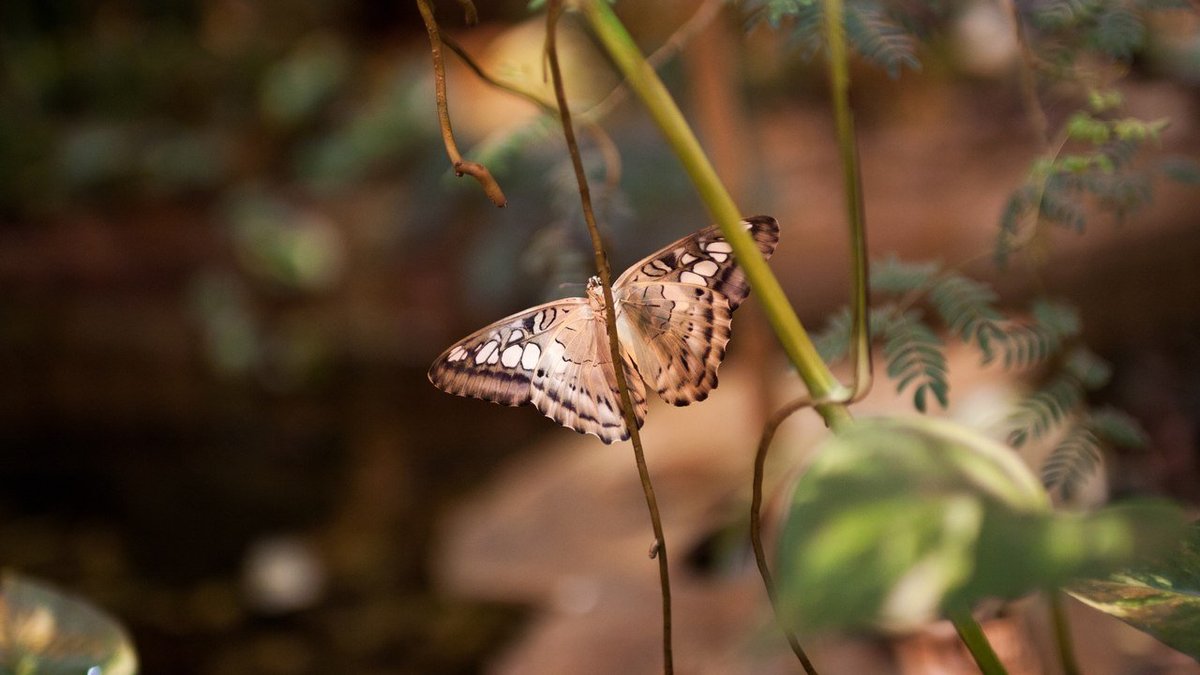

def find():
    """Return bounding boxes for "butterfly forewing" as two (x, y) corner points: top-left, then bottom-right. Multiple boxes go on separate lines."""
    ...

(613, 215), (779, 311)
(427, 298), (588, 407)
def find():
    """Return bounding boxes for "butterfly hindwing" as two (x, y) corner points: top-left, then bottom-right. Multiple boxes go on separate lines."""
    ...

(613, 215), (779, 312)
(529, 315), (647, 444)
(616, 282), (733, 406)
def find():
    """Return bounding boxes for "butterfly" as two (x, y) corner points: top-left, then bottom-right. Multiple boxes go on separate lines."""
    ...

(428, 216), (780, 444)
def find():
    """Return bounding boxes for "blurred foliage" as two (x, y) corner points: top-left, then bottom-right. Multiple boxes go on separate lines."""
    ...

(0, 0), (443, 219)
(815, 254), (1150, 505)
(773, 417), (1188, 633)
(815, 257), (1083, 406)
(742, 0), (934, 77)
(998, 92), (1198, 264)
(1069, 520), (1200, 660)
(0, 572), (138, 675)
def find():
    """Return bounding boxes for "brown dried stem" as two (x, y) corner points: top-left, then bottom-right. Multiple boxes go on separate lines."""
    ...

(546, 2), (673, 672)
(416, 0), (507, 207)
(440, 33), (622, 191)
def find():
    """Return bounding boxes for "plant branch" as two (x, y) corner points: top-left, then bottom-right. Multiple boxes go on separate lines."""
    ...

(584, 0), (725, 121)
(1049, 590), (1082, 675)
(750, 396), (821, 674)
(947, 604), (1009, 675)
(416, 0), (506, 207)
(546, 3), (673, 673)
(578, 0), (852, 430)
(441, 32), (622, 194)
(1003, 0), (1049, 148)
(824, 0), (873, 404)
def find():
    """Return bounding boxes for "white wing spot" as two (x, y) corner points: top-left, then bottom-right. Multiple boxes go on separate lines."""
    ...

(704, 241), (733, 254)
(693, 260), (719, 277)
(475, 340), (499, 365)
(501, 344), (522, 368)
(680, 253), (697, 265)
(680, 271), (707, 286)
(448, 346), (469, 362)
(521, 343), (541, 370)
(508, 329), (525, 344)
(709, 252), (729, 263)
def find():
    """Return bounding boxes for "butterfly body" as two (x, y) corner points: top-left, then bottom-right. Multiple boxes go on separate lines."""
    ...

(429, 216), (780, 444)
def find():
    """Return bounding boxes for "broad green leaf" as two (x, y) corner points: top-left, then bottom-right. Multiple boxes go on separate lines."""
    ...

(1068, 521), (1200, 661)
(773, 417), (1188, 634)
(0, 572), (138, 675)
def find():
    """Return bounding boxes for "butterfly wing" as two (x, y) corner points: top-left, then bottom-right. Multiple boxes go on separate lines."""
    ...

(428, 298), (646, 444)
(613, 215), (779, 311)
(616, 282), (733, 405)
(614, 215), (780, 405)
(428, 298), (588, 408)
(529, 312), (647, 444)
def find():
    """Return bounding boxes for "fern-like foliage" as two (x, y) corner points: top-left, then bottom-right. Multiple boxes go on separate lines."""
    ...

(813, 305), (903, 363)
(996, 105), (1184, 263)
(1040, 424), (1105, 501)
(1006, 347), (1112, 448)
(740, 0), (924, 77)
(813, 257), (1084, 412)
(1019, 0), (1180, 67)
(1041, 407), (1149, 500)
(881, 310), (948, 413)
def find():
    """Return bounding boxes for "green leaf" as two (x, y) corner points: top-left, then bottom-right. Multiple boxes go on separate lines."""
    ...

(881, 312), (948, 412)
(773, 417), (1188, 633)
(1069, 520), (1200, 660)
(870, 256), (939, 294)
(927, 274), (1002, 344)
(1041, 423), (1104, 501)
(1006, 375), (1085, 447)
(0, 573), (138, 675)
(1088, 407), (1149, 448)
(1041, 408), (1150, 501)
(843, 1), (920, 78)
(742, 0), (920, 76)
(1091, 5), (1145, 59)
(1160, 156), (1200, 184)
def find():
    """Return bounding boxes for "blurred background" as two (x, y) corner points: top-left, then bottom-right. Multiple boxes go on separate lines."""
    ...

(2, 0), (1199, 673)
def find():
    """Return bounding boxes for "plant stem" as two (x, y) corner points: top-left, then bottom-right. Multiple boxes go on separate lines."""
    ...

(823, 0), (873, 401)
(1049, 591), (1082, 675)
(750, 395), (820, 674)
(578, 0), (852, 430)
(947, 605), (1009, 675)
(546, 4), (673, 673)
(415, 0), (506, 206)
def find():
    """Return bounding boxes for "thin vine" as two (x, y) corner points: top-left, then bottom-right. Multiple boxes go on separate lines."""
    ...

(545, 3), (673, 672)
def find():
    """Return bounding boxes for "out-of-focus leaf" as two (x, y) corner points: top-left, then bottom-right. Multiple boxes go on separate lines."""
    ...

(0, 572), (138, 675)
(1068, 521), (1200, 660)
(225, 192), (345, 291)
(773, 417), (1188, 633)
(260, 33), (349, 127)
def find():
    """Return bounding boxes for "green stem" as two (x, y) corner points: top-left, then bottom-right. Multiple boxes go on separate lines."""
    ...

(947, 605), (1008, 675)
(579, 0), (852, 430)
(1049, 591), (1081, 675)
(824, 0), (872, 400)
